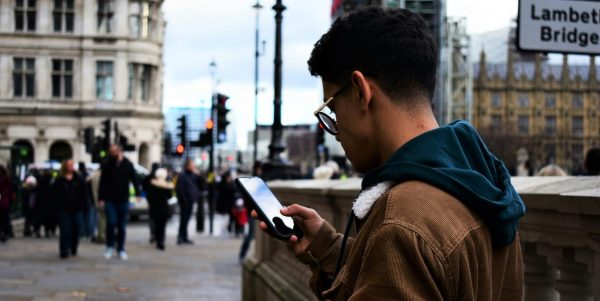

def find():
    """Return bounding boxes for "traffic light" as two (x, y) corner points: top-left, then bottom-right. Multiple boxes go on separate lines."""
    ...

(84, 127), (94, 153)
(177, 115), (187, 149)
(175, 144), (185, 156)
(101, 119), (111, 149)
(191, 119), (213, 148)
(198, 129), (212, 147)
(118, 135), (136, 151)
(163, 132), (173, 156)
(91, 136), (106, 163)
(216, 93), (230, 143)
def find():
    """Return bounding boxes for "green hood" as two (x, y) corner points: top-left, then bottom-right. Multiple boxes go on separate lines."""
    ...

(362, 120), (526, 246)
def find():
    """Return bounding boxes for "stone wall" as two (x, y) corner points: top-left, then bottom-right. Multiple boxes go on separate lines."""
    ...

(242, 177), (600, 301)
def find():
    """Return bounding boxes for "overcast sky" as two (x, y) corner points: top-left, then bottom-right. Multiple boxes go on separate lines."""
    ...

(162, 0), (520, 149)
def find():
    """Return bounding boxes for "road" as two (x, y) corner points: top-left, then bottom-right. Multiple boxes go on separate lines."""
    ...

(0, 215), (244, 301)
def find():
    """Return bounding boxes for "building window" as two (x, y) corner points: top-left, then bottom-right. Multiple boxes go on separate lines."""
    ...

(129, 0), (159, 39)
(545, 116), (556, 135)
(13, 58), (35, 97)
(572, 93), (583, 108)
(518, 93), (529, 107)
(491, 114), (502, 131)
(545, 93), (556, 108)
(97, 0), (114, 34)
(518, 115), (529, 134)
(572, 116), (583, 136)
(15, 0), (36, 32)
(491, 93), (501, 107)
(96, 61), (113, 100)
(545, 144), (556, 164)
(53, 0), (74, 33)
(128, 63), (153, 101)
(572, 144), (584, 172)
(52, 59), (73, 99)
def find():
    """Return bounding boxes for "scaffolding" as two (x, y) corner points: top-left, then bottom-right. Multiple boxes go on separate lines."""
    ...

(442, 17), (473, 124)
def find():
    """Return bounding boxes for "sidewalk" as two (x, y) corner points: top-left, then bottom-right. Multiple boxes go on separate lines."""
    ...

(0, 215), (243, 301)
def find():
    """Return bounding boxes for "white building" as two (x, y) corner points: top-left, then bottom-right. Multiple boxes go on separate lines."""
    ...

(0, 0), (165, 169)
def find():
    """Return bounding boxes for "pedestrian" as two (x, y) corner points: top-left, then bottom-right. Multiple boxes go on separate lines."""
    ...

(142, 162), (160, 244)
(88, 169), (105, 243)
(0, 165), (15, 243)
(53, 159), (87, 259)
(21, 174), (38, 237)
(195, 172), (207, 233)
(253, 8), (525, 300)
(238, 161), (262, 262)
(37, 169), (58, 237)
(230, 198), (247, 238)
(29, 169), (44, 237)
(98, 144), (141, 260)
(146, 167), (174, 250)
(216, 171), (236, 238)
(77, 162), (93, 239)
(174, 159), (199, 245)
(584, 146), (600, 175)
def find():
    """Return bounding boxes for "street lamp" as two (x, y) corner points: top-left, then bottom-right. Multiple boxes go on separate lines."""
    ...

(253, 0), (264, 167)
(208, 59), (217, 172)
(208, 59), (217, 235)
(268, 0), (286, 163)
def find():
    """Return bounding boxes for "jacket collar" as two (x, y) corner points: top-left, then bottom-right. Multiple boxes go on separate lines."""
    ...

(352, 181), (394, 219)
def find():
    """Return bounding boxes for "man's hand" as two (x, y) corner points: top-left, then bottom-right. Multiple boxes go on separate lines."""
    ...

(98, 200), (104, 209)
(252, 204), (324, 256)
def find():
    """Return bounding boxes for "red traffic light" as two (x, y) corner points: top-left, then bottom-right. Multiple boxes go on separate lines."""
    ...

(205, 119), (214, 130)
(176, 144), (185, 154)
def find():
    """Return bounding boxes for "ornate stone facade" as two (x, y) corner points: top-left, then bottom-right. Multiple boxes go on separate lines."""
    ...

(473, 52), (600, 174)
(0, 0), (165, 169)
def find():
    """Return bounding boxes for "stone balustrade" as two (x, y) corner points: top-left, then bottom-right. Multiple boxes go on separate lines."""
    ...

(242, 177), (600, 301)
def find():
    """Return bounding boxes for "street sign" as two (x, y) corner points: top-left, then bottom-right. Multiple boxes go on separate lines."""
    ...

(518, 0), (600, 55)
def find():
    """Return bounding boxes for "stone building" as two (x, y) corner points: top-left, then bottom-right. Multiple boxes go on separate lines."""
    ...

(0, 0), (165, 169)
(473, 51), (600, 174)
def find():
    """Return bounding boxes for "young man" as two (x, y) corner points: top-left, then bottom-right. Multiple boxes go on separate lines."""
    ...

(98, 144), (141, 260)
(254, 7), (525, 300)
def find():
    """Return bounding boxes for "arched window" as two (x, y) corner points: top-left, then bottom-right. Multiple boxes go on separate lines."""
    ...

(49, 140), (72, 162)
(138, 143), (149, 169)
(11, 140), (34, 164)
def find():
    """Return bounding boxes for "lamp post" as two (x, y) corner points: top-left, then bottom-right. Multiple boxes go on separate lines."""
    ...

(208, 59), (217, 235)
(209, 59), (217, 172)
(253, 0), (263, 166)
(268, 0), (286, 163)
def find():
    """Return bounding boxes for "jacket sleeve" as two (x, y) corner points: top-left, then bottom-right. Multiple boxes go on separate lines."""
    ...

(302, 221), (355, 298)
(347, 224), (447, 301)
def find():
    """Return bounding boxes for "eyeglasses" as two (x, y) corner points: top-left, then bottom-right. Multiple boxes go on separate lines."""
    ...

(313, 82), (351, 135)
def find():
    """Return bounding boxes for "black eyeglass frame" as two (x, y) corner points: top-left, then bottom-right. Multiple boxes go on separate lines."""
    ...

(313, 82), (352, 135)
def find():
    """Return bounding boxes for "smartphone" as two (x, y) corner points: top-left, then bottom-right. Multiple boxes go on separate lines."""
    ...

(235, 176), (303, 240)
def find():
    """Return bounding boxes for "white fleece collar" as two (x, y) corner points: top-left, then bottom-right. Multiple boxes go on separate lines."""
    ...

(352, 181), (394, 219)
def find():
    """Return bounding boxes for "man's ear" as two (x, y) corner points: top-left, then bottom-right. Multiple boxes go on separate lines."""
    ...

(351, 70), (372, 112)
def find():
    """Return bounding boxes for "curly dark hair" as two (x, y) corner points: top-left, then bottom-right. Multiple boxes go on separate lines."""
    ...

(308, 7), (438, 103)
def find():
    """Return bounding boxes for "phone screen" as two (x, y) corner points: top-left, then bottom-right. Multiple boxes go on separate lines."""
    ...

(237, 177), (295, 235)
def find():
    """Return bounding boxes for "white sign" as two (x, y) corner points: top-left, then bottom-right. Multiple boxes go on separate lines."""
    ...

(518, 0), (600, 54)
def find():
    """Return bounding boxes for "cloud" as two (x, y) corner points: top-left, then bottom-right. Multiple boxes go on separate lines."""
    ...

(163, 0), (331, 149)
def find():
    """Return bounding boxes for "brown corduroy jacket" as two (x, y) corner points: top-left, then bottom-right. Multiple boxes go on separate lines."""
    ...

(303, 181), (523, 301)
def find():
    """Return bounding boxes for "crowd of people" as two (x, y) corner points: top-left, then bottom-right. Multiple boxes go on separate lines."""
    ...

(2, 139), (596, 263)
(0, 144), (255, 263)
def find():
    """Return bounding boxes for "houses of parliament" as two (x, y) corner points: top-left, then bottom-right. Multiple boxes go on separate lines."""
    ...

(472, 50), (599, 174)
